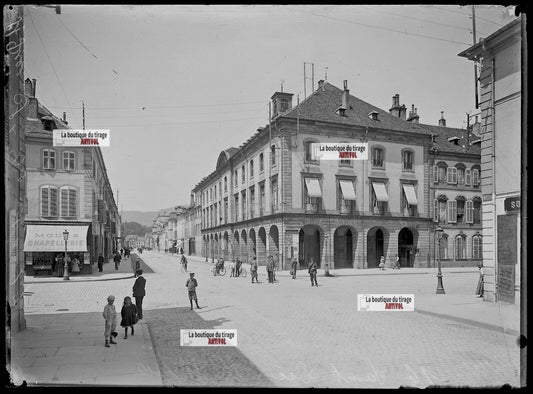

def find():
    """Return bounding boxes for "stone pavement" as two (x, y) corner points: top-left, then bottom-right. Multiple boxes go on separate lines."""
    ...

(8, 312), (161, 386)
(10, 250), (522, 388)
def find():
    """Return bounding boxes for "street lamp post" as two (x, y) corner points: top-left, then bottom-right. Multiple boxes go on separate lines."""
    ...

(435, 226), (445, 294)
(63, 229), (70, 281)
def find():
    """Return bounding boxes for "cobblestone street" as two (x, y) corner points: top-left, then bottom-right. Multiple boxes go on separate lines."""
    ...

(21, 251), (520, 388)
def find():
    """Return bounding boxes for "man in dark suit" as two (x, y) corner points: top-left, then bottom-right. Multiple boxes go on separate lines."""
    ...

(133, 269), (146, 319)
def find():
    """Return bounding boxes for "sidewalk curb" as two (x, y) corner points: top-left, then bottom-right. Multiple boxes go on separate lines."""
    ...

(414, 308), (520, 337)
(24, 274), (135, 284)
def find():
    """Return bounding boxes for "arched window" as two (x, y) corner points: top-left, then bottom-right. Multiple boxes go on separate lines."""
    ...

(372, 146), (385, 168)
(456, 163), (466, 185)
(402, 149), (414, 171)
(471, 166), (480, 187)
(271, 145), (276, 166)
(41, 185), (58, 218)
(60, 186), (78, 218)
(259, 153), (264, 172)
(447, 166), (458, 184)
(43, 149), (56, 170)
(435, 162), (448, 184)
(473, 234), (483, 259)
(455, 233), (466, 259)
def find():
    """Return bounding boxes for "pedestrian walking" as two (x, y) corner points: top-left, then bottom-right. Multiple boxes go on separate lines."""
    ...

(186, 272), (201, 310)
(113, 252), (121, 270)
(180, 254), (188, 272)
(266, 255), (275, 284)
(133, 269), (146, 320)
(475, 262), (484, 298)
(103, 295), (118, 347)
(308, 258), (318, 287)
(236, 258), (242, 277)
(251, 257), (259, 283)
(230, 260), (236, 277)
(120, 248), (124, 257)
(378, 256), (386, 270)
(393, 254), (400, 270)
(120, 296), (138, 339)
(291, 258), (298, 279)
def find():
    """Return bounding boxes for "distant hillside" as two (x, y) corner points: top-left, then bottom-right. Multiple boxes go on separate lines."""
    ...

(121, 207), (177, 227)
(122, 221), (152, 237)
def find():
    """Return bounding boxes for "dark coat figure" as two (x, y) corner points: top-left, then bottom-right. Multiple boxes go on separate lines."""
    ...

(113, 253), (121, 270)
(133, 270), (146, 319)
(97, 255), (104, 272)
(308, 260), (318, 287)
(251, 258), (259, 283)
(266, 256), (275, 283)
(236, 259), (242, 277)
(120, 296), (138, 339)
(291, 259), (298, 279)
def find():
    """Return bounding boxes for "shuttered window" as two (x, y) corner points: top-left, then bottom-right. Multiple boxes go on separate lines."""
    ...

(41, 186), (59, 217)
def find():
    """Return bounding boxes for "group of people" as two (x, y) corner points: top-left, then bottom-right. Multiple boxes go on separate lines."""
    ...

(103, 269), (146, 347)
(229, 258), (244, 277)
(52, 254), (81, 276)
(378, 255), (401, 270)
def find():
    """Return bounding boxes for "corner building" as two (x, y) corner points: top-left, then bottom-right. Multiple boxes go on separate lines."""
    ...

(195, 81), (480, 270)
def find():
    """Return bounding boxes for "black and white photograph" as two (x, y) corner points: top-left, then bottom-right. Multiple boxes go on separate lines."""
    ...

(4, 4), (526, 388)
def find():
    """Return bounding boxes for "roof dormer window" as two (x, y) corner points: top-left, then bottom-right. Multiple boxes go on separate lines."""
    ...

(448, 136), (460, 145)
(368, 111), (379, 121)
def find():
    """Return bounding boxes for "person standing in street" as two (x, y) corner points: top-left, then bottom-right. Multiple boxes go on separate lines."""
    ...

(266, 255), (275, 284)
(113, 252), (121, 270)
(186, 272), (201, 310)
(135, 257), (141, 273)
(378, 256), (386, 270)
(120, 296), (138, 339)
(308, 258), (318, 287)
(229, 260), (236, 277)
(71, 256), (80, 275)
(133, 269), (146, 320)
(475, 262), (484, 298)
(251, 257), (259, 283)
(236, 258), (242, 277)
(291, 258), (298, 279)
(103, 295), (118, 347)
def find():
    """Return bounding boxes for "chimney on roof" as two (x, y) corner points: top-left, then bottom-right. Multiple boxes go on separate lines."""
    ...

(407, 104), (420, 123)
(341, 80), (349, 109)
(389, 93), (406, 120)
(439, 111), (446, 127)
(24, 78), (33, 97)
(31, 78), (37, 97)
(62, 112), (68, 125)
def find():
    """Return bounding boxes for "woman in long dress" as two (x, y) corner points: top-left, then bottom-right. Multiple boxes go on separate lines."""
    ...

(475, 263), (484, 297)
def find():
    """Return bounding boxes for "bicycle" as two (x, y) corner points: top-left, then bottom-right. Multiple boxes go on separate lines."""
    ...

(212, 266), (226, 276)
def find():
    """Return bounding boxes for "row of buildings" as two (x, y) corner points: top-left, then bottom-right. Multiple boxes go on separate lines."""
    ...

(5, 6), (121, 333)
(20, 79), (122, 276)
(152, 18), (523, 306)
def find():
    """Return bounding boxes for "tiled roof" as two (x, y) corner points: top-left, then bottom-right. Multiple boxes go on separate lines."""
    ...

(282, 82), (480, 155)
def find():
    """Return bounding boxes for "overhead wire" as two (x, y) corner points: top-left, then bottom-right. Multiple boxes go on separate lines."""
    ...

(28, 10), (71, 106)
(431, 5), (505, 27)
(292, 7), (472, 46)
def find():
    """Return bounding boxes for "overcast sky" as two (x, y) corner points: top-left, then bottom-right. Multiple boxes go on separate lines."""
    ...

(23, 4), (518, 212)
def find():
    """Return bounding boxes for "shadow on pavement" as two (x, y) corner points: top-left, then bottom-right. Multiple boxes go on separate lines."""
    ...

(147, 307), (274, 387)
(130, 254), (155, 274)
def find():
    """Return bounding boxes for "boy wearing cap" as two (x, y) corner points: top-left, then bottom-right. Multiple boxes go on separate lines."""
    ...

(103, 295), (118, 347)
(185, 273), (201, 310)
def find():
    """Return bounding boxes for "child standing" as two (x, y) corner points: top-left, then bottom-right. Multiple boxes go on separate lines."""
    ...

(103, 295), (118, 347)
(186, 272), (201, 310)
(120, 296), (138, 339)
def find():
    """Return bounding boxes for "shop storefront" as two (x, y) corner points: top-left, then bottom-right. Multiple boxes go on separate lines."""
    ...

(23, 224), (93, 276)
